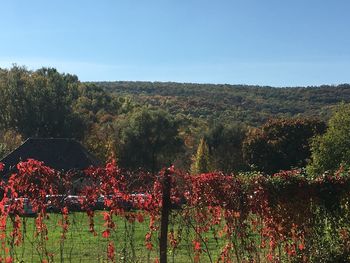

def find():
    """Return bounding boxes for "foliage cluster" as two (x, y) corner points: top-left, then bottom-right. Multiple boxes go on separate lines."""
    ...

(243, 118), (326, 174)
(0, 66), (349, 176)
(96, 81), (350, 125)
(1, 160), (350, 262)
(0, 67), (84, 139)
(307, 103), (350, 176)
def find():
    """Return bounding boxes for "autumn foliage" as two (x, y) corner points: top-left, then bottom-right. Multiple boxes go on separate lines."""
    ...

(0, 160), (350, 262)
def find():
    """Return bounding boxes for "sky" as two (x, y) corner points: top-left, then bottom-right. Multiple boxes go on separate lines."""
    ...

(0, 0), (349, 87)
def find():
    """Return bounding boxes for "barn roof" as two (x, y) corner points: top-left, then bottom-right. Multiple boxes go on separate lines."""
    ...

(0, 138), (101, 175)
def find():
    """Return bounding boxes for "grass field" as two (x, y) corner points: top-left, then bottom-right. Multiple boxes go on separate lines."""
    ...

(4, 211), (223, 263)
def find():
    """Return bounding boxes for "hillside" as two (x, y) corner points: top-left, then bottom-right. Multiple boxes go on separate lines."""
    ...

(92, 81), (350, 126)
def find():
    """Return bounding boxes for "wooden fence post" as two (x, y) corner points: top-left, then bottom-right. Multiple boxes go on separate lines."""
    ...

(160, 168), (171, 263)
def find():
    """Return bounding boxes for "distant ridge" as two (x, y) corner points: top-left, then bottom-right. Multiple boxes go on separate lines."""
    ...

(90, 81), (350, 126)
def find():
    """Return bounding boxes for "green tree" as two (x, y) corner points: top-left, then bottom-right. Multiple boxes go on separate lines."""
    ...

(73, 83), (130, 124)
(0, 66), (85, 139)
(307, 103), (350, 175)
(82, 122), (116, 163)
(243, 118), (326, 174)
(190, 137), (213, 174)
(116, 108), (184, 173)
(205, 123), (247, 173)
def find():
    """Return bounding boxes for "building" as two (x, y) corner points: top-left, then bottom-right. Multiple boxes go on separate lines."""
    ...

(0, 138), (101, 188)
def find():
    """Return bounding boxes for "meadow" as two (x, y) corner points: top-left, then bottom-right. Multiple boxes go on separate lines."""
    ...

(8, 211), (229, 263)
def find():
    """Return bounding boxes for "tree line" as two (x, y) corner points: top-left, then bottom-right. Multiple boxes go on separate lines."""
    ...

(96, 81), (350, 125)
(0, 66), (348, 176)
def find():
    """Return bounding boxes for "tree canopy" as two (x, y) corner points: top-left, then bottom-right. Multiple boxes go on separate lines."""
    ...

(96, 81), (350, 126)
(204, 124), (247, 173)
(115, 108), (184, 173)
(0, 65), (348, 176)
(243, 118), (326, 174)
(307, 103), (350, 175)
(0, 66), (84, 139)
(190, 138), (213, 174)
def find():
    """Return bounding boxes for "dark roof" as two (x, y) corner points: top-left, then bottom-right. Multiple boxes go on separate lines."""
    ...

(0, 138), (101, 175)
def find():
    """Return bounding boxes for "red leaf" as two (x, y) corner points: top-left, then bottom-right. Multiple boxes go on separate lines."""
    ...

(102, 229), (110, 238)
(193, 240), (201, 251)
(137, 213), (144, 223)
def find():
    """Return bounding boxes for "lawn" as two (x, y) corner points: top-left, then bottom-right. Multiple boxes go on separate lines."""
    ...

(5, 211), (223, 263)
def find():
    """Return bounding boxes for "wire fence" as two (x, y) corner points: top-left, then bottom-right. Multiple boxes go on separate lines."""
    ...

(1, 160), (350, 262)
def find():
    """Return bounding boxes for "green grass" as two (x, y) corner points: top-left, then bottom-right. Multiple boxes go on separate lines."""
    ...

(3, 212), (224, 263)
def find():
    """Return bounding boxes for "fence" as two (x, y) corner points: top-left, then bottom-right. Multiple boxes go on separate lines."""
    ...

(1, 160), (350, 262)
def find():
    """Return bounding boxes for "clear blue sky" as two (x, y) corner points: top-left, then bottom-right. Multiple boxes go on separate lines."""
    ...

(0, 0), (349, 86)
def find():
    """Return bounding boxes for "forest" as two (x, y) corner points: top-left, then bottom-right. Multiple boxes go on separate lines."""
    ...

(1, 66), (350, 262)
(95, 81), (350, 125)
(1, 65), (350, 176)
